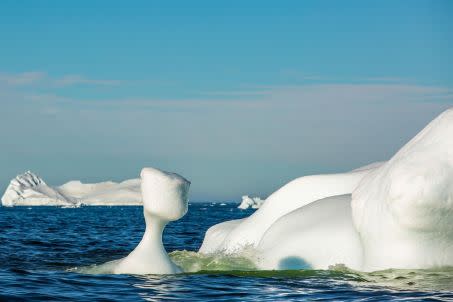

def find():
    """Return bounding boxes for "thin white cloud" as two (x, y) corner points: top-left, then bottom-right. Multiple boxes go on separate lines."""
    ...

(53, 74), (121, 87)
(0, 71), (120, 88)
(263, 84), (452, 103)
(277, 69), (323, 81)
(3, 83), (451, 111)
(0, 71), (47, 86)
(199, 83), (453, 106)
(1, 72), (451, 113)
(364, 77), (410, 83)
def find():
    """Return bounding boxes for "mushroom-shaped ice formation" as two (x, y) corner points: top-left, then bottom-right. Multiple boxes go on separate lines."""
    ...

(114, 167), (190, 274)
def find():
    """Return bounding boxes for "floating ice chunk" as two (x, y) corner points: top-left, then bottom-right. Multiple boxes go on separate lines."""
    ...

(113, 167), (190, 275)
(238, 195), (265, 209)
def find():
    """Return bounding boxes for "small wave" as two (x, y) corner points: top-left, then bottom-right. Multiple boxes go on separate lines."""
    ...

(354, 267), (453, 292)
(328, 264), (453, 291)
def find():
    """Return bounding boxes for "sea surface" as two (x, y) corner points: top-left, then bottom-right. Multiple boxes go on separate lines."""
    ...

(0, 204), (452, 301)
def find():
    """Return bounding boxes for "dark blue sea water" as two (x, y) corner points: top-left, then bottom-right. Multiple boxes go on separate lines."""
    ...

(1, 204), (452, 301)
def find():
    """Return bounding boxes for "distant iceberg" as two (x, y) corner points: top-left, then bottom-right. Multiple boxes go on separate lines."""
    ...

(1, 171), (141, 207)
(238, 195), (265, 209)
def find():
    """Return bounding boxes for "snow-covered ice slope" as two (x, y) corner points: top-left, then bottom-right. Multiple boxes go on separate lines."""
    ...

(1, 172), (141, 206)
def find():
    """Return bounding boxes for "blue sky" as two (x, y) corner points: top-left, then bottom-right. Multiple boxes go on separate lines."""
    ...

(0, 1), (452, 200)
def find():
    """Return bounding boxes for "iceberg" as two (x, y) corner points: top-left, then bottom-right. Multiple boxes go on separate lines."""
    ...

(1, 172), (142, 207)
(200, 108), (453, 272)
(107, 167), (190, 275)
(238, 195), (265, 209)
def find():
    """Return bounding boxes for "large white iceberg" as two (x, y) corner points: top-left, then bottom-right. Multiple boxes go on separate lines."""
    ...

(1, 172), (141, 207)
(200, 108), (453, 272)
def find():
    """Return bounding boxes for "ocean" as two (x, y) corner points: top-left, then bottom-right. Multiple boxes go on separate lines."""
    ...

(1, 204), (452, 301)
